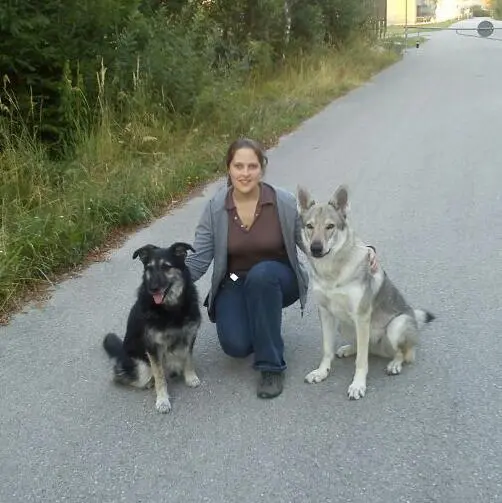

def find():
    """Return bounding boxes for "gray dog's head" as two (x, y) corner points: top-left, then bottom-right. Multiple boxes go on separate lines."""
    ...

(296, 184), (350, 258)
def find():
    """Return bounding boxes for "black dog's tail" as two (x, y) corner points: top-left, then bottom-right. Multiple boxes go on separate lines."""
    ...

(103, 332), (126, 359)
(102, 333), (151, 387)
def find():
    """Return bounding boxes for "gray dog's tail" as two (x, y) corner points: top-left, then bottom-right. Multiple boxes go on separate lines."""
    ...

(414, 309), (436, 327)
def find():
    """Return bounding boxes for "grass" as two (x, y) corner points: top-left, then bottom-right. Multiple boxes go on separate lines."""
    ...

(383, 17), (459, 50)
(382, 34), (428, 51)
(386, 18), (458, 37)
(0, 39), (400, 323)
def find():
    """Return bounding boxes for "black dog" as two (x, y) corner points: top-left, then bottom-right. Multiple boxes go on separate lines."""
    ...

(103, 242), (201, 413)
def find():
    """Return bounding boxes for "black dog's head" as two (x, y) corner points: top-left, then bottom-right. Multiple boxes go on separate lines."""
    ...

(132, 242), (195, 306)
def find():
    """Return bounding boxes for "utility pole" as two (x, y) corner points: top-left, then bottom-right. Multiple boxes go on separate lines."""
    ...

(405, 0), (409, 53)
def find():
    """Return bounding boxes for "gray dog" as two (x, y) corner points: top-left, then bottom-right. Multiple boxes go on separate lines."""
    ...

(297, 184), (435, 400)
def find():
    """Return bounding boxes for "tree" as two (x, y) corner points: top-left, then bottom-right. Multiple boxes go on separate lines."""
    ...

(0, 0), (140, 149)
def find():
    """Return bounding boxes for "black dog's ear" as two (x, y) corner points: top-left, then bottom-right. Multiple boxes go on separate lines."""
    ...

(132, 244), (159, 264)
(171, 242), (196, 261)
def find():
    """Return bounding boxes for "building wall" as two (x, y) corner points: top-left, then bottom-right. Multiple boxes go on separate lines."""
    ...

(435, 0), (461, 21)
(387, 0), (417, 25)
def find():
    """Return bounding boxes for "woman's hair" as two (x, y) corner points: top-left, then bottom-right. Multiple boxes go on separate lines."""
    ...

(225, 138), (268, 187)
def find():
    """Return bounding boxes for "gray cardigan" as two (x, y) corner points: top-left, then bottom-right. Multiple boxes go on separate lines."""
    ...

(185, 182), (309, 320)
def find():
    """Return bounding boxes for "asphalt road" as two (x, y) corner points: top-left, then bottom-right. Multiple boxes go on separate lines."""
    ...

(1, 18), (501, 503)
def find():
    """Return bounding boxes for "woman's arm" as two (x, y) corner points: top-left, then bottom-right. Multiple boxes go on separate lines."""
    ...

(185, 201), (215, 282)
(367, 246), (378, 273)
(294, 210), (308, 256)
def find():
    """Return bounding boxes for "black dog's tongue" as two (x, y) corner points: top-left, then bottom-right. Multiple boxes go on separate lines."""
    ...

(152, 291), (164, 304)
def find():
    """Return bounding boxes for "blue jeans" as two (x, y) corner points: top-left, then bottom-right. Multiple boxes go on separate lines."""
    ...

(214, 260), (300, 372)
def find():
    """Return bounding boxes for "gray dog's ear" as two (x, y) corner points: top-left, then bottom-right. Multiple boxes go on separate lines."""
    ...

(329, 185), (349, 216)
(171, 242), (196, 261)
(132, 244), (159, 263)
(297, 185), (315, 212)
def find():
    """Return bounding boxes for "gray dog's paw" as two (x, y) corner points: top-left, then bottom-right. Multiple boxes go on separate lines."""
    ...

(386, 360), (403, 375)
(305, 367), (330, 384)
(347, 380), (366, 400)
(336, 345), (356, 358)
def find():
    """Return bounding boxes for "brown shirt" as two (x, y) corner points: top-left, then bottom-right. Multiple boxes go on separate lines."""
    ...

(226, 183), (288, 275)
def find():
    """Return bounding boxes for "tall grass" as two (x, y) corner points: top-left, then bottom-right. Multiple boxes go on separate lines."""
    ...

(493, 0), (502, 19)
(0, 40), (399, 321)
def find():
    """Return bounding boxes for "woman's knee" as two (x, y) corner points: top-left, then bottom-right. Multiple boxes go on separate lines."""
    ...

(218, 335), (253, 358)
(215, 310), (252, 358)
(245, 261), (298, 306)
(213, 282), (252, 357)
(245, 261), (281, 287)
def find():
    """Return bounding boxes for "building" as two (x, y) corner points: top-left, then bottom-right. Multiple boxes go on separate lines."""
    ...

(387, 0), (417, 24)
(387, 0), (487, 25)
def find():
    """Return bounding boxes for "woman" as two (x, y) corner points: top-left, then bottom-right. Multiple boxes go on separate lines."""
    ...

(185, 138), (376, 400)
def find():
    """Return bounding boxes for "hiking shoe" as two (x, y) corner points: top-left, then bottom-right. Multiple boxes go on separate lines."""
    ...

(257, 371), (284, 399)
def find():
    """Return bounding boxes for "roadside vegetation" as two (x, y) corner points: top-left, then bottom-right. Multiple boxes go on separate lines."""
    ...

(386, 18), (456, 37)
(488, 0), (502, 19)
(472, 3), (494, 17)
(0, 0), (401, 322)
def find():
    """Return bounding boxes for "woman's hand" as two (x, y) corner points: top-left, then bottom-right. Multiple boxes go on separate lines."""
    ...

(367, 246), (378, 273)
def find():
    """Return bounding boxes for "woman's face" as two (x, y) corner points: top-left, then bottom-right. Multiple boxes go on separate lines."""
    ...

(228, 147), (263, 195)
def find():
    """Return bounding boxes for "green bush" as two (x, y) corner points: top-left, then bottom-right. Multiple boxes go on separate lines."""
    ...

(0, 0), (396, 318)
(471, 4), (491, 17)
(0, 0), (379, 150)
(493, 0), (502, 19)
(0, 0), (140, 151)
